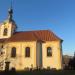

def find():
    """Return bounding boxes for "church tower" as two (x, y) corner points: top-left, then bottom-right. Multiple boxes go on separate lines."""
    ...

(0, 5), (17, 39)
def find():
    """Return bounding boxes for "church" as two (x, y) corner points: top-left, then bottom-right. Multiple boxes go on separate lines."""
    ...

(0, 7), (63, 71)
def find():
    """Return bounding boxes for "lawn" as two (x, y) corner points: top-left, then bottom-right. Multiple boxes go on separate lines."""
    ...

(0, 70), (75, 75)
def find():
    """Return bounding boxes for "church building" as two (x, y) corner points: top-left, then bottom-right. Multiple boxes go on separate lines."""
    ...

(0, 7), (63, 71)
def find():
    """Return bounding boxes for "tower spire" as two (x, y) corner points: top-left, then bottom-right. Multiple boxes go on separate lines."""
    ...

(8, 0), (13, 21)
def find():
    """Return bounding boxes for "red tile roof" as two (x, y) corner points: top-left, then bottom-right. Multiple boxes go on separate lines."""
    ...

(0, 39), (7, 43)
(0, 30), (62, 42)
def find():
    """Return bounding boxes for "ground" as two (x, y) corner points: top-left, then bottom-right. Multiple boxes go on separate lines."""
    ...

(0, 70), (75, 75)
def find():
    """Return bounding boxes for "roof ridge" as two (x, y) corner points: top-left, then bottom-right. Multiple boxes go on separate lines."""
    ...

(16, 30), (49, 33)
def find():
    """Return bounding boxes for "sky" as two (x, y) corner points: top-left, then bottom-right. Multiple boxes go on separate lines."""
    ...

(0, 0), (75, 56)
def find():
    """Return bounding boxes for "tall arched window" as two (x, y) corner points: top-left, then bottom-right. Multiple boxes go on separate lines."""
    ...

(25, 47), (30, 57)
(47, 47), (52, 57)
(11, 47), (16, 58)
(3, 28), (8, 36)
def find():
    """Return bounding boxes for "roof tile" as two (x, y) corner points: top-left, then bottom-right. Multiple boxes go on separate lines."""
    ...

(0, 30), (62, 42)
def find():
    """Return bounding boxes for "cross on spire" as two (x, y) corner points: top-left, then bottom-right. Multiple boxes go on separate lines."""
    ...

(8, 0), (13, 21)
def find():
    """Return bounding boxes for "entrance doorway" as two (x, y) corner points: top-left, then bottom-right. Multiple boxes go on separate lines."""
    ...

(5, 62), (10, 71)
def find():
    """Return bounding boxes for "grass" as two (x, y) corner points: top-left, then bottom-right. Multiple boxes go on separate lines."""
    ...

(0, 70), (75, 75)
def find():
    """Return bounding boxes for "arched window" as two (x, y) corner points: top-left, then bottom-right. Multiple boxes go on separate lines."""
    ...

(11, 47), (16, 58)
(25, 47), (30, 57)
(3, 28), (8, 36)
(47, 47), (52, 57)
(1, 45), (3, 48)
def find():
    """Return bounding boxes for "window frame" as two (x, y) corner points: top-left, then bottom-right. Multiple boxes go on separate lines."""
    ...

(3, 28), (8, 36)
(47, 47), (52, 57)
(25, 47), (30, 57)
(11, 47), (16, 58)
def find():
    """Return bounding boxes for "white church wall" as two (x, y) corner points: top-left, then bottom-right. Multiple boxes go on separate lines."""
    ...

(42, 41), (62, 70)
(5, 41), (36, 70)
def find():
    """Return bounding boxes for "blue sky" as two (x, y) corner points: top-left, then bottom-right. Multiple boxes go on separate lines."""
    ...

(0, 0), (75, 56)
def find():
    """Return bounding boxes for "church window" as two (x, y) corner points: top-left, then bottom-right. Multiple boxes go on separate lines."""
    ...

(3, 28), (8, 36)
(1, 45), (3, 48)
(25, 47), (30, 57)
(11, 47), (16, 58)
(47, 47), (52, 57)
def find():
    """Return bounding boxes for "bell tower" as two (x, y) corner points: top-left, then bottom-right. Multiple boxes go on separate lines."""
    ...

(0, 1), (17, 39)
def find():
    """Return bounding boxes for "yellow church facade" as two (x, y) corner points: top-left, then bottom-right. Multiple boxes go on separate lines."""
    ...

(0, 7), (63, 71)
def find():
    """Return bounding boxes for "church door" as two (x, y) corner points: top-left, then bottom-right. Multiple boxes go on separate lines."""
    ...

(5, 62), (10, 71)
